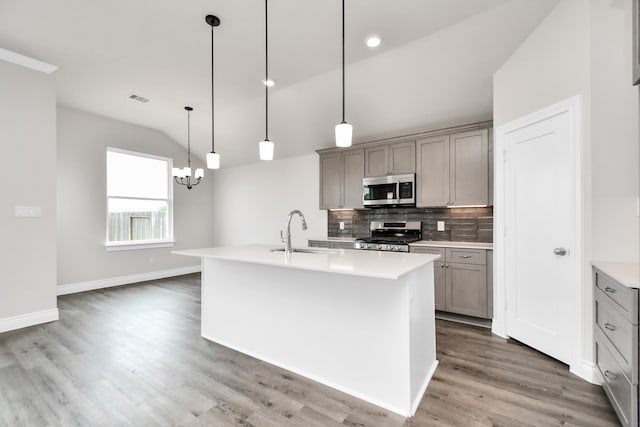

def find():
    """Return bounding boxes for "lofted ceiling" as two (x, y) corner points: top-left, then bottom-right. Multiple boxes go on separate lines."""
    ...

(0, 0), (557, 167)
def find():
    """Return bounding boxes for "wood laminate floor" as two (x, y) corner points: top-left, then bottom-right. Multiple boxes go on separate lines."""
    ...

(0, 274), (618, 426)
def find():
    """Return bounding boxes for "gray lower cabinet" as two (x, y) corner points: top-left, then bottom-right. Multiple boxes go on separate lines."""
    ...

(593, 266), (639, 427)
(319, 148), (364, 209)
(411, 246), (491, 319)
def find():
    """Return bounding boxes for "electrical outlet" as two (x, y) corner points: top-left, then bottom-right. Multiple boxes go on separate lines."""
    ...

(437, 221), (445, 232)
(339, 221), (345, 230)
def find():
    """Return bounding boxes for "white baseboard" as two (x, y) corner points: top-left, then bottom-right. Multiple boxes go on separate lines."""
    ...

(57, 265), (201, 296)
(0, 308), (59, 333)
(572, 359), (599, 385)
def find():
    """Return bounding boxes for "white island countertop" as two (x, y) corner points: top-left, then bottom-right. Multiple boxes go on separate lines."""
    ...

(173, 244), (439, 280)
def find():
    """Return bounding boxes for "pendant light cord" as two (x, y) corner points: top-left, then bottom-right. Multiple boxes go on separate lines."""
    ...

(211, 23), (215, 153)
(265, 0), (269, 141)
(187, 109), (192, 168)
(341, 0), (345, 123)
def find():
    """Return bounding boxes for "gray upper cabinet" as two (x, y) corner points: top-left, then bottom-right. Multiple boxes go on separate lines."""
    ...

(319, 149), (364, 209)
(449, 129), (489, 206)
(416, 135), (450, 207)
(317, 120), (492, 210)
(416, 128), (490, 208)
(364, 141), (415, 177)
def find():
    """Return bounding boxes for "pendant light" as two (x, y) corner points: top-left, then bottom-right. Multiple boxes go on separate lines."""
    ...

(335, 0), (353, 148)
(259, 0), (274, 160)
(172, 107), (204, 190)
(206, 15), (221, 169)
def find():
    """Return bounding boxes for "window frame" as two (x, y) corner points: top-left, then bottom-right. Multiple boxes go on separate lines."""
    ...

(105, 147), (174, 251)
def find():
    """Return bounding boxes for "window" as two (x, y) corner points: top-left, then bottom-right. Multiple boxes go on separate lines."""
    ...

(106, 147), (173, 250)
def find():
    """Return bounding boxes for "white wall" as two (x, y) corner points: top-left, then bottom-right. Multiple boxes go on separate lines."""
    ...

(493, 0), (640, 378)
(0, 59), (57, 323)
(590, 0), (639, 262)
(211, 154), (327, 248)
(57, 106), (215, 286)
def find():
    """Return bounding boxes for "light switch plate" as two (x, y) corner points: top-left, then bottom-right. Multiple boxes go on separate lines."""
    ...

(339, 221), (345, 230)
(437, 221), (445, 232)
(15, 206), (42, 218)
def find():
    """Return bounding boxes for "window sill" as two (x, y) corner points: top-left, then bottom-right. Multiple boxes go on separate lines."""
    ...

(105, 241), (176, 252)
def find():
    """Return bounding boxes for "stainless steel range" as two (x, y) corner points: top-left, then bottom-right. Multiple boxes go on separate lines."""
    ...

(353, 221), (421, 252)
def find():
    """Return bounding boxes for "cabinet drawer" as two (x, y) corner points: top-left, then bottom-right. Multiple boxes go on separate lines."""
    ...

(410, 247), (445, 259)
(595, 269), (639, 324)
(445, 248), (486, 265)
(595, 288), (638, 384)
(596, 334), (638, 427)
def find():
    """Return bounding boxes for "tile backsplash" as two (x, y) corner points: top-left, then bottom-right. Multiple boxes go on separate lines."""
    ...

(328, 207), (493, 242)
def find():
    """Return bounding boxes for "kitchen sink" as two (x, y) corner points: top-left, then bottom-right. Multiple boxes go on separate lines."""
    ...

(270, 248), (339, 255)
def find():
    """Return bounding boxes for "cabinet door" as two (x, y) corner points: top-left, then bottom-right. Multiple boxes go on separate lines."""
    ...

(388, 141), (416, 174)
(342, 149), (364, 208)
(449, 129), (488, 206)
(319, 153), (342, 209)
(446, 262), (488, 318)
(364, 145), (388, 177)
(416, 135), (450, 207)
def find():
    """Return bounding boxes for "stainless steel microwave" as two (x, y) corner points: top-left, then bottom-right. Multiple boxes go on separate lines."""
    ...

(362, 174), (415, 207)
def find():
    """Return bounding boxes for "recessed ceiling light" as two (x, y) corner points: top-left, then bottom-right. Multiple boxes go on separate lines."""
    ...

(262, 79), (275, 87)
(366, 36), (381, 48)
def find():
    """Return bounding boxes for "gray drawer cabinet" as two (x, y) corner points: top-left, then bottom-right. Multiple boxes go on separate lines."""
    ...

(364, 141), (415, 177)
(319, 148), (364, 209)
(411, 246), (491, 319)
(593, 267), (639, 427)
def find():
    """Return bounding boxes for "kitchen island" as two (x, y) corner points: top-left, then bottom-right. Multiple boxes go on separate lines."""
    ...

(173, 245), (439, 416)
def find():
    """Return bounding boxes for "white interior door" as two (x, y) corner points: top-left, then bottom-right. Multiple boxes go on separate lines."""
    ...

(504, 110), (576, 365)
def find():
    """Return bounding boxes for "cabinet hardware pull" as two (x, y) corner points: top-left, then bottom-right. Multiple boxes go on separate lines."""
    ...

(604, 323), (617, 331)
(460, 255), (472, 259)
(604, 370), (617, 381)
(446, 265), (449, 268)
(604, 287), (617, 293)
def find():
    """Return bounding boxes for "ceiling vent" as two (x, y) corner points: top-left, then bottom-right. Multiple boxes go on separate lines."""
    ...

(128, 93), (150, 103)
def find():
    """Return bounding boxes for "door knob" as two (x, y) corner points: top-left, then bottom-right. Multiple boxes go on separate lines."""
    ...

(553, 247), (568, 256)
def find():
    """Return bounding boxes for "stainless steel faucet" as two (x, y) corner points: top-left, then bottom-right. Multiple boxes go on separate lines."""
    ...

(281, 210), (308, 254)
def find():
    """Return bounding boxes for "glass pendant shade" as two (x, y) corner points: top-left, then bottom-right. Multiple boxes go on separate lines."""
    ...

(335, 122), (353, 147)
(207, 152), (220, 169)
(183, 167), (192, 177)
(259, 139), (274, 161)
(194, 168), (205, 179)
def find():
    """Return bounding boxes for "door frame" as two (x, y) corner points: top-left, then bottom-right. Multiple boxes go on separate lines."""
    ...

(493, 95), (589, 381)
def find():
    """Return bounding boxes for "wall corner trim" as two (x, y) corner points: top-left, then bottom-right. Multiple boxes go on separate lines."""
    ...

(56, 265), (201, 296)
(0, 48), (58, 74)
(0, 308), (59, 334)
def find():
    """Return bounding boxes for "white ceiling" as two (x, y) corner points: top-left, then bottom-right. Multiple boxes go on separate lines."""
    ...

(0, 0), (557, 167)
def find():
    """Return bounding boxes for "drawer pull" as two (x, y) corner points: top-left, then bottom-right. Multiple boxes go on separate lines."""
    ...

(460, 255), (472, 259)
(603, 370), (617, 381)
(604, 323), (617, 331)
(604, 286), (617, 294)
